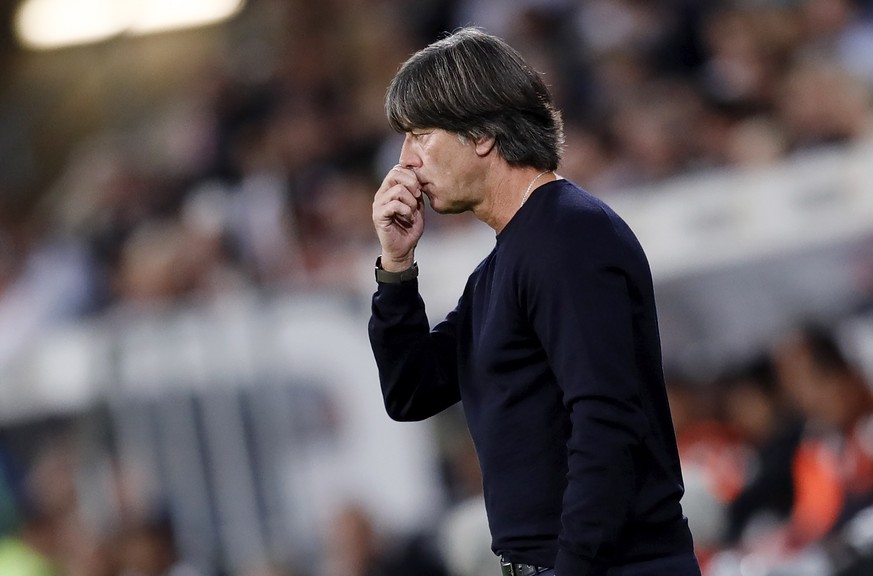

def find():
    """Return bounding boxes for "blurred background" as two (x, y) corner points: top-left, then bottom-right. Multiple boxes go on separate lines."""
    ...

(0, 0), (872, 575)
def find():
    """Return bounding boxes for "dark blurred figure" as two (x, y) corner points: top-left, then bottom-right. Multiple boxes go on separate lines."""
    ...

(320, 503), (446, 576)
(773, 325), (873, 548)
(752, 326), (873, 551)
(435, 427), (493, 576)
(718, 356), (805, 546)
(0, 443), (21, 537)
(0, 436), (109, 576)
(667, 371), (748, 566)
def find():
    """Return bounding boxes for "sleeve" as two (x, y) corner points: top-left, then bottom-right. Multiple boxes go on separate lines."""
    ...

(525, 220), (651, 575)
(368, 279), (462, 422)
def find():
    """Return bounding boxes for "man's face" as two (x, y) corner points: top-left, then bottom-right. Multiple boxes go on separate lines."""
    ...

(398, 128), (482, 214)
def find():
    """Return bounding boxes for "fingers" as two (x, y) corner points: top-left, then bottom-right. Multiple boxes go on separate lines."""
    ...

(383, 165), (421, 199)
(379, 183), (419, 213)
(374, 190), (423, 229)
(372, 166), (425, 265)
(388, 197), (421, 225)
(373, 166), (423, 226)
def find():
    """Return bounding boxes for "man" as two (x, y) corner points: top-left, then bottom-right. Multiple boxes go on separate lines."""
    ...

(368, 27), (700, 576)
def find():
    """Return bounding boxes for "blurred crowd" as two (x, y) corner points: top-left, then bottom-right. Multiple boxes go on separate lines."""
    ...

(5, 319), (873, 576)
(671, 322), (873, 576)
(2, 0), (873, 342)
(2, 0), (873, 575)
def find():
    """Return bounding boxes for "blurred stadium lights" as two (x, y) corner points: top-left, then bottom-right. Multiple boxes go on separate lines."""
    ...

(127, 0), (245, 35)
(14, 0), (245, 50)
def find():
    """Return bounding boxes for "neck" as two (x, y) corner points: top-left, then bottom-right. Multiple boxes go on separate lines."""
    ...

(474, 166), (555, 233)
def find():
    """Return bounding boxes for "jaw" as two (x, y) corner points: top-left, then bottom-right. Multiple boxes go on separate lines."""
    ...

(426, 188), (478, 216)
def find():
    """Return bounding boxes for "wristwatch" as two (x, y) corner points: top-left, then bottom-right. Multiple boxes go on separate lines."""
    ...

(375, 256), (419, 283)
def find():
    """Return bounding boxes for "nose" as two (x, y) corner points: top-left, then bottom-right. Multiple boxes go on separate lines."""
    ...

(398, 133), (422, 169)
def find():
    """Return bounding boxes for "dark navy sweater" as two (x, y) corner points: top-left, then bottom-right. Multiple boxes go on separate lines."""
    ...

(369, 180), (696, 575)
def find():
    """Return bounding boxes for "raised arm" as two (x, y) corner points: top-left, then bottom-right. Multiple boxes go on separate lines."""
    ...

(369, 163), (462, 421)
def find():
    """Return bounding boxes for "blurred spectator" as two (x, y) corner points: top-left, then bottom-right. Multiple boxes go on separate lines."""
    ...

(719, 356), (804, 547)
(0, 511), (59, 576)
(780, 325), (873, 548)
(723, 115), (789, 168)
(0, 207), (98, 368)
(707, 325), (873, 574)
(776, 57), (873, 151)
(606, 79), (705, 187)
(699, 4), (797, 115)
(666, 371), (748, 563)
(0, 436), (94, 576)
(293, 167), (379, 288)
(114, 517), (202, 576)
(110, 213), (246, 306)
(798, 0), (873, 86)
(320, 502), (446, 576)
(435, 431), (493, 576)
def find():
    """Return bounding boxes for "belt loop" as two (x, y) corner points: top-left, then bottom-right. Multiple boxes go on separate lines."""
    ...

(500, 557), (513, 576)
(500, 556), (514, 576)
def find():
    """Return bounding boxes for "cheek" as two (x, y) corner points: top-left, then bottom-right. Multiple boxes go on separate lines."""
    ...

(424, 144), (450, 168)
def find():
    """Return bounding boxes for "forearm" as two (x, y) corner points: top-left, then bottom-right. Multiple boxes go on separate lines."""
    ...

(556, 398), (641, 574)
(369, 281), (461, 421)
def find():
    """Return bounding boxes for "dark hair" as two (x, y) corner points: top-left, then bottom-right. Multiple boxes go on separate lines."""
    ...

(802, 323), (852, 374)
(386, 27), (564, 171)
(716, 354), (779, 396)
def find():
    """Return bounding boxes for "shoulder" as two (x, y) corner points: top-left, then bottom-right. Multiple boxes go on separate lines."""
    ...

(524, 180), (642, 261)
(505, 181), (655, 310)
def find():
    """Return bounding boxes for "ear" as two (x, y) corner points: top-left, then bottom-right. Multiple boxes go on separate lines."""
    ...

(474, 135), (496, 157)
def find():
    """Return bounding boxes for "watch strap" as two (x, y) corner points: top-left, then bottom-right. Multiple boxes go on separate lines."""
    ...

(375, 256), (419, 283)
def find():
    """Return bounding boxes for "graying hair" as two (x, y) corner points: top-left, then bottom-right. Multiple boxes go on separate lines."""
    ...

(386, 27), (564, 171)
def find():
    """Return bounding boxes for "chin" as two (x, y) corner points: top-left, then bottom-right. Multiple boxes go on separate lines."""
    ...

(430, 203), (465, 215)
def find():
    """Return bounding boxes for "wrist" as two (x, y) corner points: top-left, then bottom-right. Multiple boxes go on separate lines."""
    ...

(378, 254), (415, 272)
(375, 256), (419, 283)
